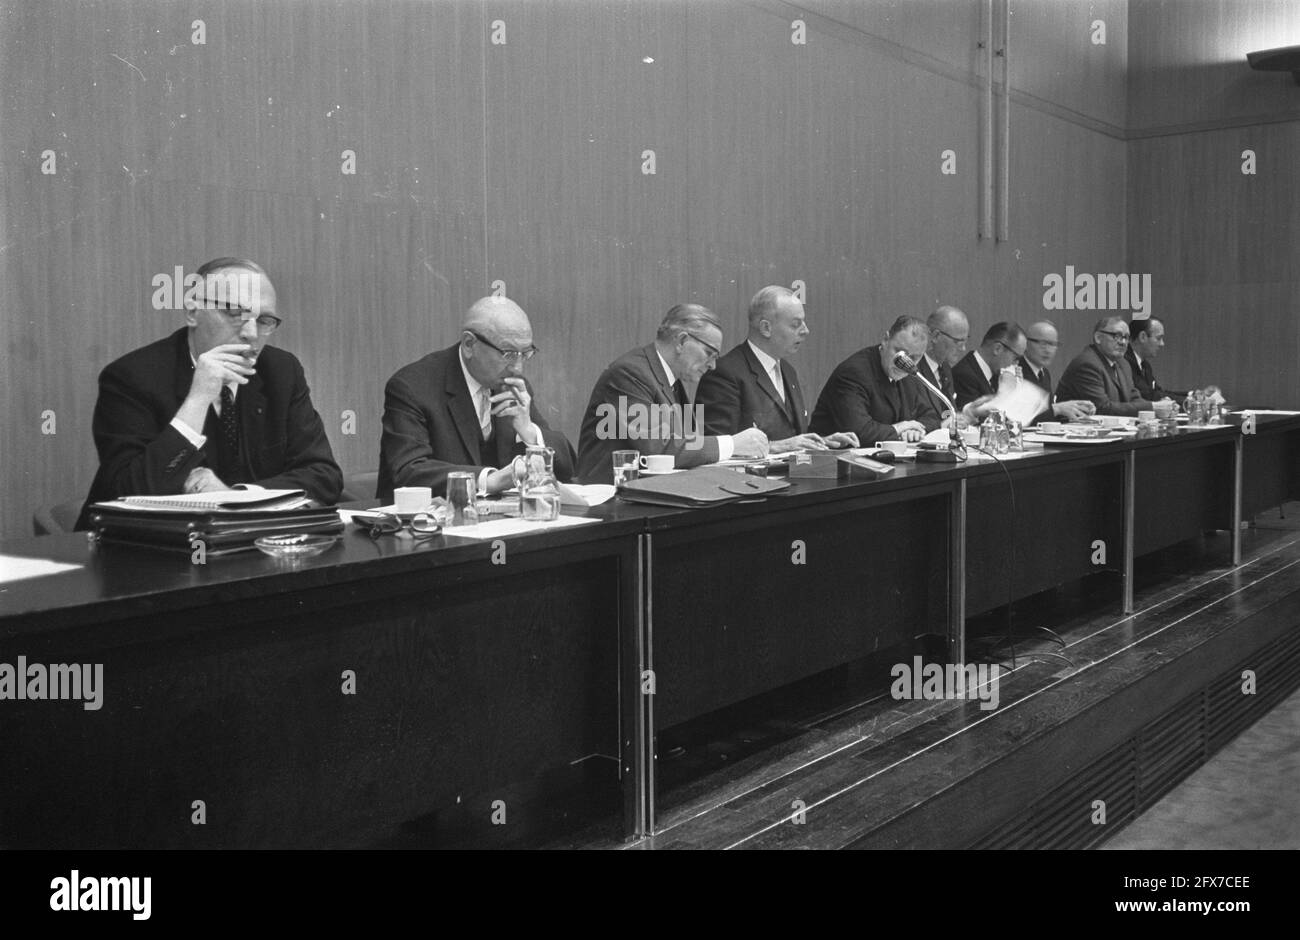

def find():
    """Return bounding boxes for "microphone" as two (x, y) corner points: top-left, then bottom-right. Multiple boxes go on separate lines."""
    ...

(892, 351), (920, 375)
(893, 351), (966, 460)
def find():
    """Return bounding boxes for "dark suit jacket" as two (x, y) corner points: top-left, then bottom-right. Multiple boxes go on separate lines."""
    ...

(952, 350), (998, 409)
(916, 356), (956, 417)
(696, 341), (808, 440)
(577, 344), (723, 484)
(377, 345), (575, 501)
(77, 327), (342, 528)
(1125, 347), (1185, 403)
(809, 344), (941, 444)
(1022, 362), (1056, 425)
(1056, 344), (1152, 417)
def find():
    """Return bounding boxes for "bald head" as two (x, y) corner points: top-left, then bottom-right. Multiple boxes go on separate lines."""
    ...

(1024, 320), (1060, 369)
(461, 295), (536, 386)
(926, 304), (970, 366)
(928, 305), (967, 333)
(464, 296), (530, 336)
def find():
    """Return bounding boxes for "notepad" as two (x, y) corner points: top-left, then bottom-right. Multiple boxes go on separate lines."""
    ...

(99, 489), (311, 512)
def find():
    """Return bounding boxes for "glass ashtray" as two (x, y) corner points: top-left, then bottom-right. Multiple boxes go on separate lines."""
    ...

(254, 533), (340, 559)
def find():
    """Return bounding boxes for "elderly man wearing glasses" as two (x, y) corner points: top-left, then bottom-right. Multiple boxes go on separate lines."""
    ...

(577, 303), (770, 484)
(1055, 315), (1153, 416)
(378, 295), (576, 502)
(1020, 320), (1096, 424)
(75, 257), (342, 529)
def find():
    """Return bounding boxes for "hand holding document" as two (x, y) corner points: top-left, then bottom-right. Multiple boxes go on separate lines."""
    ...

(985, 374), (1050, 427)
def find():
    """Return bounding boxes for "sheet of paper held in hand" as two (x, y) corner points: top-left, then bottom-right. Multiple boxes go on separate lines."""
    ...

(0, 554), (83, 586)
(987, 378), (1050, 426)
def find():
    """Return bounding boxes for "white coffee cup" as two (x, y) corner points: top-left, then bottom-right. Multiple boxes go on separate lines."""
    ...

(874, 440), (908, 454)
(394, 486), (433, 514)
(640, 454), (675, 473)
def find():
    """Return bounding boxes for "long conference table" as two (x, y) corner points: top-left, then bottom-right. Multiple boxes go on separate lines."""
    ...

(2, 414), (1297, 847)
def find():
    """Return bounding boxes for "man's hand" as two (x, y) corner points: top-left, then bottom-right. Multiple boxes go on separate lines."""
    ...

(892, 420), (926, 443)
(484, 460), (521, 496)
(492, 377), (541, 444)
(732, 427), (770, 457)
(184, 467), (229, 494)
(941, 410), (971, 431)
(175, 343), (257, 437)
(189, 344), (256, 402)
(820, 431), (859, 449)
(770, 433), (829, 454)
(1053, 400), (1094, 421)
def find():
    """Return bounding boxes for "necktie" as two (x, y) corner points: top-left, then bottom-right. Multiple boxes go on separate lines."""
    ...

(672, 380), (689, 407)
(771, 363), (785, 402)
(219, 385), (240, 468)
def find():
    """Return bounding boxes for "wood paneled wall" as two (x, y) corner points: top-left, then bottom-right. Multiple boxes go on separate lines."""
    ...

(1127, 0), (1300, 408)
(1, 0), (1129, 539)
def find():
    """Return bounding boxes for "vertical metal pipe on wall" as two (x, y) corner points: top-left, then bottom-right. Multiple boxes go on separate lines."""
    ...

(997, 0), (1010, 242)
(980, 0), (994, 239)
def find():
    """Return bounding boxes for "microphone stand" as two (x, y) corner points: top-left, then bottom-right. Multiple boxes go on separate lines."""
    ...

(894, 353), (967, 462)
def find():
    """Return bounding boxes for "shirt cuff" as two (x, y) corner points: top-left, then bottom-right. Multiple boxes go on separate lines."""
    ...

(170, 416), (206, 449)
(717, 435), (735, 461)
(477, 467), (492, 497)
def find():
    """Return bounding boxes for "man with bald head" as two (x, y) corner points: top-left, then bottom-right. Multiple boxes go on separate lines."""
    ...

(695, 286), (858, 452)
(577, 303), (770, 483)
(378, 295), (575, 501)
(810, 316), (942, 444)
(1020, 320), (1095, 423)
(1055, 315), (1152, 416)
(919, 305), (967, 415)
(76, 257), (342, 528)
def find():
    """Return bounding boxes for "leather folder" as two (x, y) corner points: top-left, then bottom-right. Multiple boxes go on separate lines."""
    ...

(616, 466), (789, 508)
(89, 505), (344, 554)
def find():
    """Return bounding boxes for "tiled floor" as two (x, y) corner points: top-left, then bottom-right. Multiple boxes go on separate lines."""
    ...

(1103, 685), (1300, 849)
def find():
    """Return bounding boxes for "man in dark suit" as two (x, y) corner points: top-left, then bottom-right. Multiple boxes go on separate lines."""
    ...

(1021, 320), (1095, 424)
(919, 304), (968, 418)
(810, 316), (942, 445)
(577, 304), (770, 483)
(77, 257), (342, 529)
(696, 286), (857, 452)
(378, 296), (575, 502)
(1126, 317), (1186, 404)
(1056, 316), (1153, 416)
(952, 322), (1027, 409)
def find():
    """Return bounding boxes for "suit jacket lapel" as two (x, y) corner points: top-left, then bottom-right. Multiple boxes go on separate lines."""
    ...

(171, 329), (195, 408)
(240, 369), (267, 477)
(741, 343), (789, 417)
(784, 361), (808, 433)
(938, 362), (954, 400)
(642, 344), (674, 402)
(445, 349), (483, 459)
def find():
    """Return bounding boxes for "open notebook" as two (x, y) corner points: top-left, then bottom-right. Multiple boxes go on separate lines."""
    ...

(95, 489), (313, 512)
